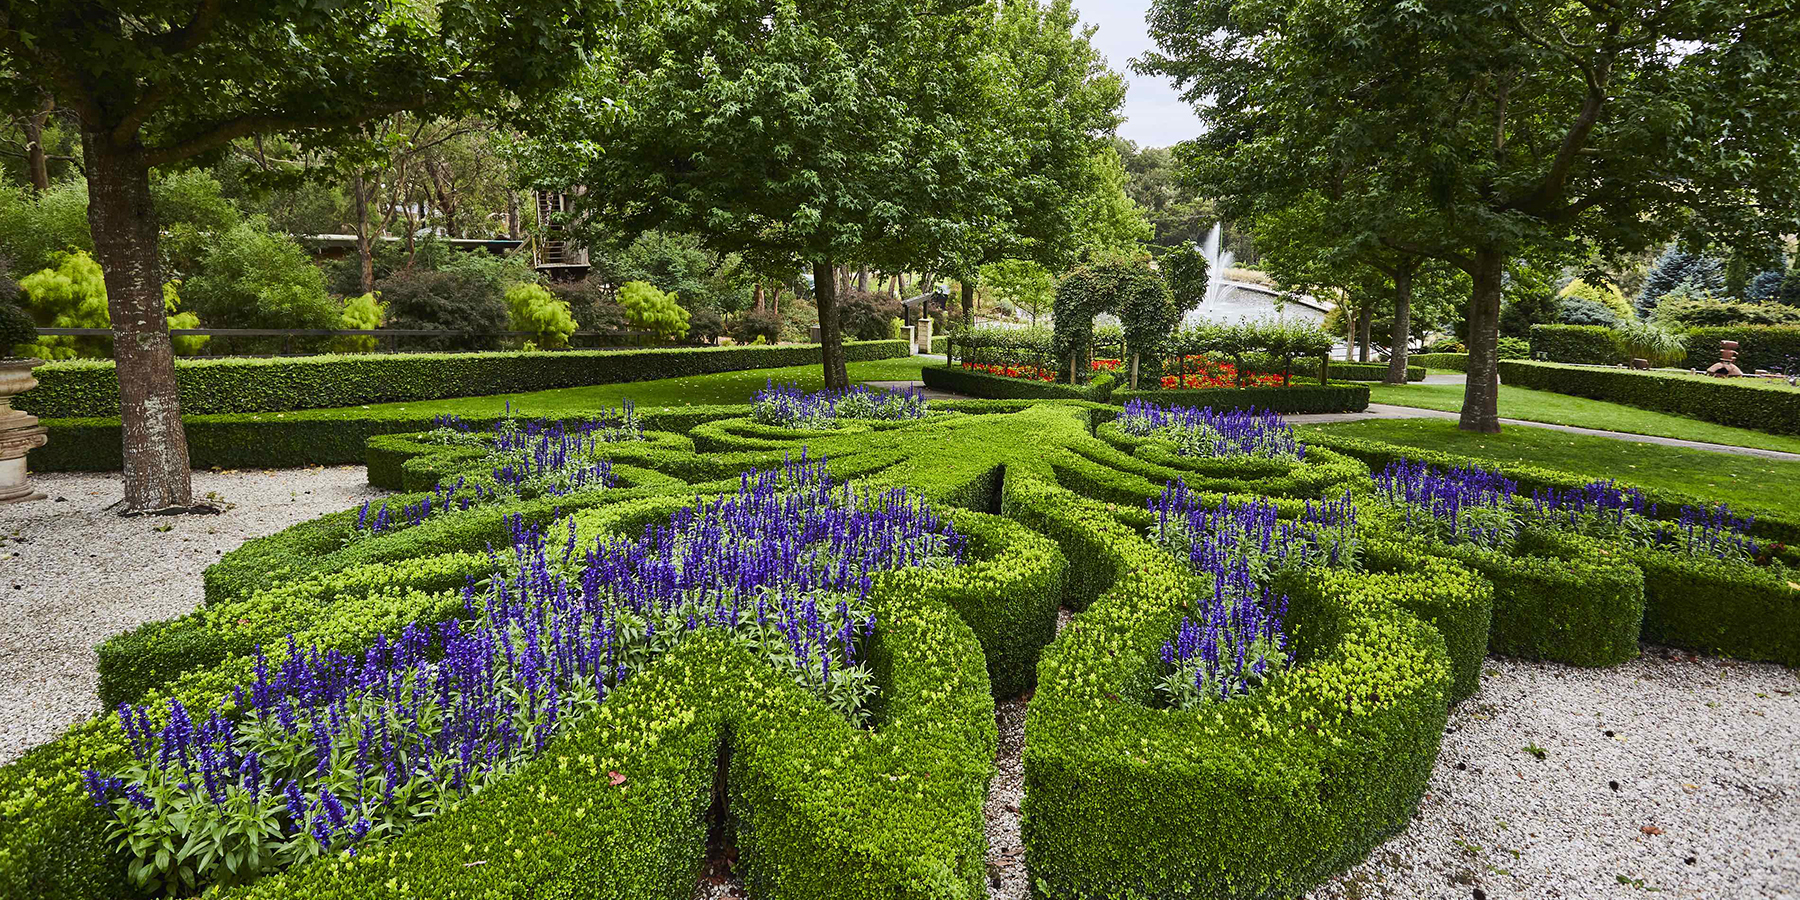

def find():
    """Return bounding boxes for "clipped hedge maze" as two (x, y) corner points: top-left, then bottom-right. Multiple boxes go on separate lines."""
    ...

(2, 399), (1796, 900)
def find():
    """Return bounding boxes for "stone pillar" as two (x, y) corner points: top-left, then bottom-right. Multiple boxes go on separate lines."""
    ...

(0, 359), (49, 504)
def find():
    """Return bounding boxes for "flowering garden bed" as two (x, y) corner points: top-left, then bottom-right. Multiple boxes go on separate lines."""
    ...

(2, 398), (1795, 898)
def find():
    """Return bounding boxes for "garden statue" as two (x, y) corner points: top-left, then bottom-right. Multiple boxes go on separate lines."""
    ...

(1706, 339), (1743, 378)
(0, 302), (48, 503)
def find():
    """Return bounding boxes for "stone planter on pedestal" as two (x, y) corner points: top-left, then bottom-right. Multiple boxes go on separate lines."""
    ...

(0, 358), (49, 504)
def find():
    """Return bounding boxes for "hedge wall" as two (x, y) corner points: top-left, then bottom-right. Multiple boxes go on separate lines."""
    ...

(1681, 325), (1800, 373)
(1111, 383), (1370, 415)
(1497, 359), (1800, 435)
(1325, 361), (1426, 382)
(919, 364), (1114, 401)
(1410, 353), (1468, 372)
(1530, 325), (1619, 364)
(18, 340), (909, 418)
(929, 335), (948, 355)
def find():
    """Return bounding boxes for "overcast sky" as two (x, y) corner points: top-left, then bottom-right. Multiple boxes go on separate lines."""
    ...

(1075, 0), (1204, 149)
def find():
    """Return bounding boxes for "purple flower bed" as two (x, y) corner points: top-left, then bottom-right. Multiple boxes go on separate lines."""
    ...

(1374, 459), (1519, 550)
(83, 457), (962, 893)
(1116, 399), (1304, 460)
(1148, 480), (1356, 708)
(750, 381), (928, 430)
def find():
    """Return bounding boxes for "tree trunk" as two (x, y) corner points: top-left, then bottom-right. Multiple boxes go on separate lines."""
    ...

(1344, 302), (1356, 361)
(752, 283), (765, 313)
(353, 172), (375, 294)
(856, 266), (869, 293)
(505, 190), (521, 240)
(813, 260), (850, 389)
(1357, 304), (1372, 362)
(24, 98), (52, 193)
(960, 280), (975, 324)
(83, 136), (192, 512)
(1384, 263), (1414, 385)
(1459, 246), (1506, 433)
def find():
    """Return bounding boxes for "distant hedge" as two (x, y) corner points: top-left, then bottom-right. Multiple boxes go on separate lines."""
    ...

(1410, 353), (1467, 372)
(18, 340), (910, 418)
(1326, 361), (1425, 382)
(1529, 325), (1619, 364)
(929, 335), (948, 355)
(1497, 359), (1800, 435)
(920, 365), (1115, 401)
(1111, 383), (1369, 415)
(1682, 326), (1800, 373)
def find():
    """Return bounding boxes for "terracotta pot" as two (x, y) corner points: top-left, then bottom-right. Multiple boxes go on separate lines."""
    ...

(0, 358), (49, 504)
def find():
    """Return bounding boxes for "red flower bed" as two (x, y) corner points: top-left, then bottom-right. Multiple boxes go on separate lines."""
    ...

(1159, 355), (1288, 390)
(962, 362), (1055, 382)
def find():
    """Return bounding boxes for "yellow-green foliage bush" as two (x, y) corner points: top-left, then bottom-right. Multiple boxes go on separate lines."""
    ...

(504, 282), (578, 348)
(618, 280), (691, 341)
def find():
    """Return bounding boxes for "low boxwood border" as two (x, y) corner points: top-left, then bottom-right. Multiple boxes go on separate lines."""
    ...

(1111, 384), (1370, 415)
(920, 364), (1115, 401)
(1498, 359), (1800, 435)
(20, 340), (910, 418)
(1410, 353), (1468, 372)
(1326, 361), (1425, 382)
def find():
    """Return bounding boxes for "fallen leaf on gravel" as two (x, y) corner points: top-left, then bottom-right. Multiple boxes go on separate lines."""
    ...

(1640, 825), (1664, 835)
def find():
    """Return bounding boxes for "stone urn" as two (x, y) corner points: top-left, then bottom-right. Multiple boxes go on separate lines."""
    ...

(0, 358), (48, 504)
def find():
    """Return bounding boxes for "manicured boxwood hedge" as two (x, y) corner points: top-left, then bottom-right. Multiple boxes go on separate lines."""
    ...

(1498, 359), (1800, 435)
(1630, 550), (1800, 666)
(19, 340), (909, 418)
(1530, 324), (1620, 364)
(1325, 361), (1426, 381)
(1410, 353), (1468, 372)
(1681, 325), (1800, 373)
(1111, 383), (1370, 414)
(919, 364), (1115, 401)
(929, 334), (948, 355)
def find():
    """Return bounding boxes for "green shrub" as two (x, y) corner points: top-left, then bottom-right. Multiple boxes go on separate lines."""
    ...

(1111, 383), (1370, 415)
(329, 292), (386, 353)
(1498, 359), (1800, 435)
(1682, 325), (1800, 372)
(1529, 324), (1619, 364)
(921, 364), (1113, 401)
(728, 308), (783, 345)
(1410, 352), (1468, 371)
(376, 268), (510, 351)
(835, 289), (902, 341)
(180, 219), (337, 331)
(548, 279), (632, 335)
(1630, 551), (1800, 666)
(22, 340), (911, 420)
(617, 280), (691, 341)
(14, 250), (110, 359)
(0, 300), (34, 354)
(1326, 361), (1425, 381)
(1613, 320), (1687, 367)
(1654, 294), (1800, 328)
(505, 282), (578, 348)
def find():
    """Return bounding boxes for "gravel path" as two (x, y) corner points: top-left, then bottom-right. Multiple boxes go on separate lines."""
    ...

(0, 467), (384, 764)
(1308, 648), (1799, 900)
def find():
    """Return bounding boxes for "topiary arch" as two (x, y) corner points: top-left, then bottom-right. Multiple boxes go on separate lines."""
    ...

(1051, 258), (1179, 384)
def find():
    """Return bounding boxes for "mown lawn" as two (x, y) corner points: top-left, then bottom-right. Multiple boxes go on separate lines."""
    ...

(1303, 417), (1800, 518)
(1365, 381), (1800, 454)
(357, 355), (933, 415)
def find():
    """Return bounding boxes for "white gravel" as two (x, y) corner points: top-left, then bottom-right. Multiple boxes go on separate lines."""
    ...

(1308, 648), (1800, 900)
(0, 467), (384, 764)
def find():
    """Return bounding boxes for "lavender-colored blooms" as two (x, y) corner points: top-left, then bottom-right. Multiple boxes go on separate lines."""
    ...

(751, 381), (928, 430)
(1117, 400), (1304, 460)
(1374, 460), (1519, 550)
(84, 456), (961, 882)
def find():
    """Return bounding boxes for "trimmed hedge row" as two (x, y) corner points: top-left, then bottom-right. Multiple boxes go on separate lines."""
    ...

(929, 335), (948, 355)
(919, 364), (1115, 401)
(1410, 353), (1468, 372)
(1683, 325), (1800, 373)
(19, 340), (910, 418)
(1111, 383), (1370, 415)
(1497, 359), (1800, 435)
(1529, 324), (1619, 364)
(1326, 361), (1426, 382)
(1010, 474), (1473, 899)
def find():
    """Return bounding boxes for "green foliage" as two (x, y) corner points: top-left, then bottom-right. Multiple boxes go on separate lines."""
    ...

(1069, 145), (1154, 262)
(505, 282), (578, 349)
(21, 341), (911, 421)
(0, 300), (35, 355)
(181, 219), (336, 330)
(728, 308), (784, 346)
(1682, 326), (1800, 372)
(0, 180), (92, 276)
(978, 259), (1056, 325)
(1329, 361), (1425, 382)
(14, 250), (110, 360)
(1111, 384), (1371, 414)
(616, 281), (690, 342)
(834, 289), (901, 341)
(330, 293), (386, 353)
(1052, 258), (1177, 376)
(1410, 352), (1468, 372)
(1653, 293), (1800, 328)
(1530, 325), (1619, 364)
(1170, 320), (1337, 383)
(1637, 247), (1727, 318)
(1498, 360), (1800, 435)
(1158, 243), (1209, 312)
(1613, 321), (1688, 367)
(590, 231), (754, 315)
(1556, 297), (1621, 327)
(375, 269), (510, 351)
(1559, 278), (1634, 321)
(921, 364), (1102, 402)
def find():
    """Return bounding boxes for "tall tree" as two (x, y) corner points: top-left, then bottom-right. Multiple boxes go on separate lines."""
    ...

(0, 2), (609, 511)
(1143, 0), (1800, 432)
(532, 0), (1018, 389)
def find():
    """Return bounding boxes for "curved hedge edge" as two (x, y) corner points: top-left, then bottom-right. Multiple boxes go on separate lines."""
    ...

(1498, 359), (1800, 436)
(1011, 475), (1454, 900)
(21, 340), (910, 419)
(1630, 550), (1800, 666)
(1111, 383), (1371, 415)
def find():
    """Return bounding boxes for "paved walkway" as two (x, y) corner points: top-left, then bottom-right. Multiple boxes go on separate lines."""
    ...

(869, 376), (1800, 462)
